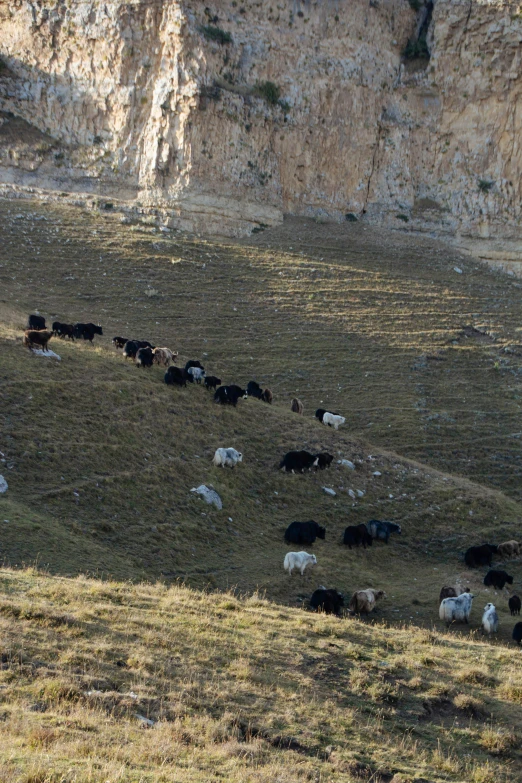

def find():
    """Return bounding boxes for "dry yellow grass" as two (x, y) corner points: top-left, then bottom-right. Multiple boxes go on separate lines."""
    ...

(0, 568), (521, 783)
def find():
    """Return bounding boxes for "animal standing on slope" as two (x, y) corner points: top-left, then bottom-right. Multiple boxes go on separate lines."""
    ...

(439, 592), (474, 626)
(112, 336), (129, 349)
(261, 388), (273, 404)
(74, 322), (103, 342)
(464, 544), (498, 568)
(247, 381), (264, 399)
(484, 570), (513, 591)
(204, 376), (222, 391)
(509, 595), (521, 616)
(343, 524), (373, 549)
(23, 329), (53, 352)
(187, 366), (206, 384)
(513, 622), (522, 645)
(498, 540), (521, 559)
(482, 603), (499, 635)
(349, 589), (386, 615)
(315, 408), (346, 430)
(316, 452), (333, 470)
(212, 448), (243, 468)
(53, 321), (75, 340)
(310, 588), (344, 615)
(284, 520), (325, 546)
(214, 385), (247, 407)
(153, 347), (176, 367)
(439, 585), (470, 604)
(279, 450), (318, 473)
(27, 314), (46, 331)
(136, 347), (154, 368)
(366, 520), (401, 544)
(291, 398), (304, 415)
(164, 366), (188, 387)
(283, 551), (317, 576)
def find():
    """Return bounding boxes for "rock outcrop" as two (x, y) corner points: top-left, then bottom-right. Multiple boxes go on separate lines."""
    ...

(0, 0), (521, 240)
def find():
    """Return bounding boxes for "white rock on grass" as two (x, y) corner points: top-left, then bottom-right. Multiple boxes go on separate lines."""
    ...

(0, 476), (7, 493)
(323, 487), (336, 497)
(338, 459), (355, 470)
(373, 471), (382, 477)
(30, 348), (61, 360)
(191, 484), (222, 510)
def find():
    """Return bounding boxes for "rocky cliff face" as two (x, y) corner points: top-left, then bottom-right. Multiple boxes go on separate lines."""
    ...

(0, 0), (521, 241)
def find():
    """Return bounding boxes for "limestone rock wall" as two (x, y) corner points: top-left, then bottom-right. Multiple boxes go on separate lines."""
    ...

(0, 0), (521, 239)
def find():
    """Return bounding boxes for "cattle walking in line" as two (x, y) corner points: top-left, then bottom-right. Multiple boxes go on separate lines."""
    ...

(247, 381), (264, 399)
(439, 592), (474, 625)
(464, 544), (498, 568)
(74, 323), (103, 342)
(23, 329), (53, 352)
(291, 398), (304, 415)
(310, 588), (344, 615)
(283, 551), (317, 576)
(343, 524), (373, 549)
(204, 375), (222, 391)
(136, 347), (154, 368)
(482, 603), (498, 635)
(185, 360), (204, 373)
(212, 448), (242, 468)
(261, 388), (273, 404)
(112, 336), (129, 349)
(366, 520), (401, 544)
(316, 452), (333, 470)
(27, 314), (46, 331)
(279, 450), (318, 473)
(164, 366), (187, 387)
(513, 622), (522, 645)
(187, 366), (205, 383)
(484, 570), (513, 591)
(284, 521), (325, 545)
(53, 322), (75, 339)
(509, 595), (521, 616)
(214, 385), (247, 407)
(498, 540), (521, 559)
(153, 347), (176, 367)
(349, 589), (386, 615)
(322, 412), (346, 430)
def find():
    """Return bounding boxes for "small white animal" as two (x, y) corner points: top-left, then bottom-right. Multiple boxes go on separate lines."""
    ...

(322, 412), (346, 430)
(439, 592), (474, 625)
(283, 551), (317, 576)
(212, 447), (243, 468)
(188, 366), (206, 383)
(482, 602), (499, 635)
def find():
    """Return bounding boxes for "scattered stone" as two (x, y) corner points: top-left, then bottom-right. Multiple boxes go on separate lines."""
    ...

(356, 489), (365, 497)
(348, 489), (356, 499)
(136, 713), (155, 727)
(453, 266), (463, 274)
(30, 348), (61, 360)
(323, 487), (336, 497)
(0, 476), (7, 494)
(373, 471), (382, 477)
(339, 459), (355, 470)
(190, 484), (222, 510)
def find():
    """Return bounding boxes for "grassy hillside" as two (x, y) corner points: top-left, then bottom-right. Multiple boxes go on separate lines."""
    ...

(0, 568), (521, 783)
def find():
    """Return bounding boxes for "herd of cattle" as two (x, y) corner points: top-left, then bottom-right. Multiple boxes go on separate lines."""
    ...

(22, 314), (522, 645)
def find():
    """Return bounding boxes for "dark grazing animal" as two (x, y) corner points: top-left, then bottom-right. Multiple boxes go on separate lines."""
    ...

(315, 407), (341, 424)
(464, 544), (498, 568)
(247, 381), (264, 399)
(74, 322), (103, 342)
(27, 315), (46, 330)
(316, 452), (333, 470)
(214, 385), (247, 407)
(112, 336), (129, 348)
(484, 570), (513, 590)
(23, 329), (53, 352)
(291, 398), (304, 415)
(366, 520), (402, 544)
(284, 521), (326, 545)
(136, 346), (154, 368)
(123, 340), (141, 360)
(164, 366), (187, 387)
(513, 622), (522, 645)
(343, 523), (373, 549)
(185, 360), (204, 372)
(52, 321), (75, 339)
(310, 588), (344, 615)
(509, 595), (521, 616)
(439, 586), (470, 604)
(204, 375), (222, 391)
(261, 388), (273, 404)
(279, 450), (318, 473)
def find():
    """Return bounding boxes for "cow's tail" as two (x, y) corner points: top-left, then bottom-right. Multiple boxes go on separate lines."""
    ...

(348, 593), (358, 613)
(283, 553), (290, 572)
(278, 459), (286, 470)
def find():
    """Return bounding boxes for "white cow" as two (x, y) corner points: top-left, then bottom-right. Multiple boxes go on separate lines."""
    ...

(482, 603), (499, 635)
(322, 412), (346, 430)
(212, 447), (243, 468)
(439, 592), (474, 625)
(283, 551), (317, 576)
(187, 366), (206, 383)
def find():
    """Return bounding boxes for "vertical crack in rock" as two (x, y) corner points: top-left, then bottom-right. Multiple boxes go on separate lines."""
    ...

(363, 122), (383, 215)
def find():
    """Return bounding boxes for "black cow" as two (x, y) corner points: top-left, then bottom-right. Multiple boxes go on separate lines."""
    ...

(310, 588), (344, 615)
(316, 452), (333, 470)
(112, 336), (130, 348)
(343, 524), (373, 549)
(465, 544), (498, 568)
(165, 366), (187, 387)
(27, 314), (46, 330)
(484, 570), (513, 590)
(284, 521), (326, 545)
(247, 381), (264, 400)
(185, 360), (204, 372)
(123, 340), (140, 360)
(513, 622), (522, 645)
(204, 375), (222, 391)
(52, 321), (75, 339)
(74, 322), (102, 342)
(279, 450), (318, 473)
(136, 347), (154, 368)
(366, 520), (402, 544)
(509, 595), (521, 616)
(214, 385), (247, 407)
(315, 408), (340, 423)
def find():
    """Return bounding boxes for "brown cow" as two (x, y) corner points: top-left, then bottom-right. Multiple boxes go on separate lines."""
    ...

(291, 398), (304, 415)
(23, 330), (53, 352)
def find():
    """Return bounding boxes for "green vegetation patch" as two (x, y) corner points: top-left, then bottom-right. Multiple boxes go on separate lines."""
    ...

(199, 25), (233, 45)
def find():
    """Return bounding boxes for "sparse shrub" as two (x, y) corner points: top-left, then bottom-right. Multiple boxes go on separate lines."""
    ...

(253, 81), (281, 105)
(479, 727), (516, 755)
(408, 0), (423, 10)
(396, 213), (409, 222)
(403, 34), (429, 60)
(367, 679), (399, 703)
(453, 693), (484, 715)
(199, 25), (233, 45)
(345, 212), (358, 222)
(478, 179), (494, 193)
(457, 666), (493, 686)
